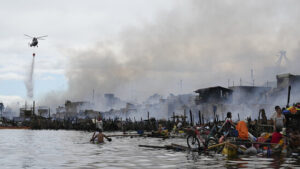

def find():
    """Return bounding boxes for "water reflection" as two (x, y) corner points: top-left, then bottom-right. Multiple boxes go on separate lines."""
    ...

(0, 130), (299, 169)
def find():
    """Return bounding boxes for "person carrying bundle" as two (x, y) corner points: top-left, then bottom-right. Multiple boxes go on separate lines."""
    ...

(236, 120), (248, 140)
(219, 112), (237, 137)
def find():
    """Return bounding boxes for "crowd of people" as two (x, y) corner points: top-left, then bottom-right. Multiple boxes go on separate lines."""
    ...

(88, 104), (300, 153)
(215, 104), (300, 154)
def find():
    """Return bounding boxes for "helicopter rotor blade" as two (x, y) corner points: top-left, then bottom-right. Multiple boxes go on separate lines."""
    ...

(37, 35), (48, 39)
(24, 34), (33, 38)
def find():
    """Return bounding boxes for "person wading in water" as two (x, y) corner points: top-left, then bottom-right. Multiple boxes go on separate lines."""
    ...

(90, 129), (112, 144)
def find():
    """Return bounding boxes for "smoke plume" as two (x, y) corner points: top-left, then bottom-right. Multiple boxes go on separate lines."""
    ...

(44, 1), (300, 110)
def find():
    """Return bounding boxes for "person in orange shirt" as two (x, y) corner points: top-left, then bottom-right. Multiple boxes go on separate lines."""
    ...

(236, 120), (248, 140)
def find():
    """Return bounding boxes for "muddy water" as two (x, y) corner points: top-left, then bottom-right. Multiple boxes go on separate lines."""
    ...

(0, 130), (299, 169)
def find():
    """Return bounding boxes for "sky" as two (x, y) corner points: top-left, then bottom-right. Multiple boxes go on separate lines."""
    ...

(0, 0), (300, 109)
(0, 0), (174, 106)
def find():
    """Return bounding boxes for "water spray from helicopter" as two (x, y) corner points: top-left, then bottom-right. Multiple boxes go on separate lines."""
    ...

(23, 34), (47, 100)
(25, 53), (35, 99)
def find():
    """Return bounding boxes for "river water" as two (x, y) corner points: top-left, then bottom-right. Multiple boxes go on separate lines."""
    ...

(0, 130), (299, 169)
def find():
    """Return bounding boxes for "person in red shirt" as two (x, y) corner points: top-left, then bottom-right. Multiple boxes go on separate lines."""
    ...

(271, 128), (283, 144)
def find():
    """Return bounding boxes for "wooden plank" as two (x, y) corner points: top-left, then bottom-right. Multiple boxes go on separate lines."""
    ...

(257, 124), (273, 127)
(106, 134), (143, 137)
(207, 142), (226, 150)
(226, 142), (239, 149)
(170, 143), (190, 151)
(139, 145), (166, 149)
(229, 141), (279, 145)
(139, 144), (190, 151)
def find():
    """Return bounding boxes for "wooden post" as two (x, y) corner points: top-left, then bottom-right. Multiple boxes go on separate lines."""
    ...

(189, 109), (193, 126)
(184, 110), (186, 123)
(173, 112), (175, 123)
(198, 110), (201, 125)
(238, 113), (240, 121)
(213, 105), (217, 122)
(95, 117), (97, 130)
(48, 108), (51, 119)
(287, 85), (291, 108)
(258, 109), (261, 124)
(214, 111), (216, 122)
(33, 100), (35, 116)
(147, 112), (150, 122)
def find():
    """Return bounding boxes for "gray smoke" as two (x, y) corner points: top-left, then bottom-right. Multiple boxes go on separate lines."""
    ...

(44, 1), (300, 111)
(25, 55), (35, 99)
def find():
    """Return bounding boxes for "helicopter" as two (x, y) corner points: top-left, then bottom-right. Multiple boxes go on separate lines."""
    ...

(24, 34), (47, 47)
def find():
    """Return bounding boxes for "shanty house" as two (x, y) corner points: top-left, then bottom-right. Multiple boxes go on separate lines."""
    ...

(194, 86), (233, 104)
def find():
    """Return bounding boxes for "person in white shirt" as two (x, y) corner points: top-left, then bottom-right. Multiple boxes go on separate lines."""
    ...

(271, 106), (285, 132)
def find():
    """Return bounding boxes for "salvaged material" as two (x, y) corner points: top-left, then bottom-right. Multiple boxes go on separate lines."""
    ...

(0, 126), (30, 129)
(139, 143), (191, 152)
(222, 142), (237, 158)
(139, 145), (166, 149)
(106, 134), (143, 137)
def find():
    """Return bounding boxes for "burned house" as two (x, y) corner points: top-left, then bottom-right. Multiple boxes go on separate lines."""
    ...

(77, 110), (100, 119)
(194, 86), (233, 105)
(276, 73), (300, 89)
(62, 100), (91, 119)
(37, 106), (50, 118)
(267, 73), (300, 104)
(17, 106), (35, 122)
(0, 103), (3, 117)
(19, 108), (33, 118)
(193, 87), (233, 121)
(229, 86), (271, 104)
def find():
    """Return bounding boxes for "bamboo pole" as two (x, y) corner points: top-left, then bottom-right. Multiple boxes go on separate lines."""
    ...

(207, 142), (226, 150)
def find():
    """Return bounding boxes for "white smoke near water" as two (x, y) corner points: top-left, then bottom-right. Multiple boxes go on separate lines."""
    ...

(42, 1), (300, 118)
(25, 55), (35, 99)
